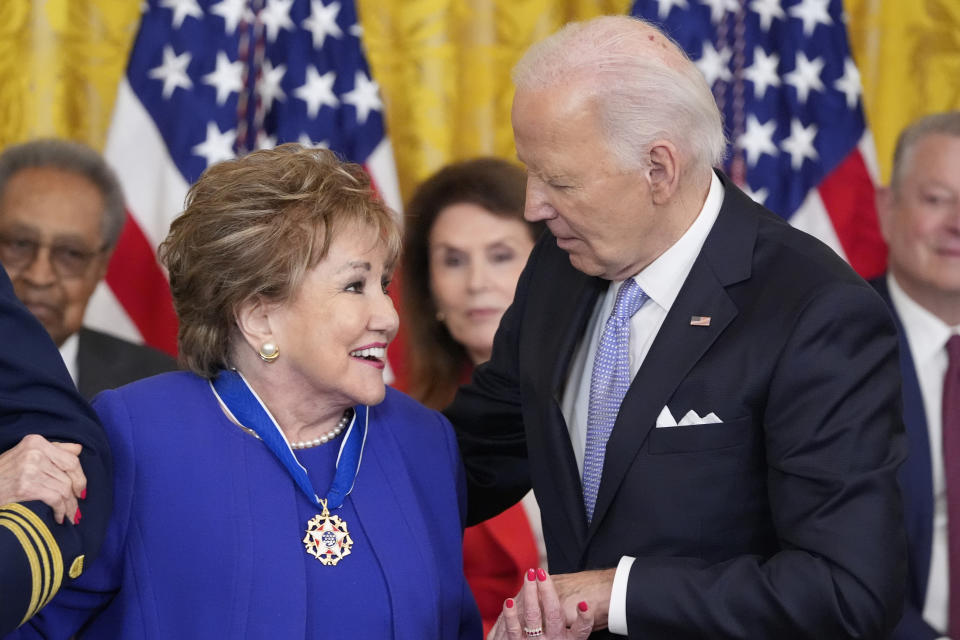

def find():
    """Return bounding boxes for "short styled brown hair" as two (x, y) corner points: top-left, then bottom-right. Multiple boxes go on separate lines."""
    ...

(160, 144), (400, 377)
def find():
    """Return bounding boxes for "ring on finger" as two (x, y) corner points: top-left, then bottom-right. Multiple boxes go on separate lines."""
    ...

(523, 627), (543, 637)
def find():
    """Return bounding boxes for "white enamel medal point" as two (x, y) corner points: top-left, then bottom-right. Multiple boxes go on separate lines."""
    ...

(304, 498), (354, 565)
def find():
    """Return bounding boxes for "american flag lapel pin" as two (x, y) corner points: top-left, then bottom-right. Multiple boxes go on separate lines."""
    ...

(690, 315), (711, 327)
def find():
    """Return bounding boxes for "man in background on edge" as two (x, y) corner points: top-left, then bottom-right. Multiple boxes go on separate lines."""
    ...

(874, 111), (960, 640)
(0, 139), (174, 400)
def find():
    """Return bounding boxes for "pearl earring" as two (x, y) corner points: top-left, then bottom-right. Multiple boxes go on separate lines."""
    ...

(435, 310), (445, 322)
(258, 341), (279, 362)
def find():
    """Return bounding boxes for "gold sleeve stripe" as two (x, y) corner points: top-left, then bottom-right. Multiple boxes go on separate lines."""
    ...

(3, 504), (64, 609)
(1, 509), (53, 612)
(0, 515), (43, 626)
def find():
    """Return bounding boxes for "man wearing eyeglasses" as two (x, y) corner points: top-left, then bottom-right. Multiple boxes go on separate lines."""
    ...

(0, 139), (175, 400)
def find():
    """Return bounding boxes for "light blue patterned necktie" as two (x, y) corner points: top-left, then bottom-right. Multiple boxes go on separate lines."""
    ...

(583, 278), (648, 523)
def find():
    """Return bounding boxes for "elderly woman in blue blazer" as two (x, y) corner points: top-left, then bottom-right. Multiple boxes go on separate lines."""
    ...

(8, 144), (481, 640)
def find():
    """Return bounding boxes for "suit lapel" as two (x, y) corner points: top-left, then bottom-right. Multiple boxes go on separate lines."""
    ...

(587, 173), (756, 538)
(526, 256), (605, 568)
(873, 277), (934, 606)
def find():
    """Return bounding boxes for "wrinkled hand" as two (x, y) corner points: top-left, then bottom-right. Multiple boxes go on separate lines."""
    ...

(551, 569), (616, 629)
(487, 568), (594, 640)
(0, 434), (85, 524)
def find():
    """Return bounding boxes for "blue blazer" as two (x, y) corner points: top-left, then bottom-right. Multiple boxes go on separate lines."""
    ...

(873, 277), (941, 640)
(0, 269), (111, 636)
(10, 372), (481, 640)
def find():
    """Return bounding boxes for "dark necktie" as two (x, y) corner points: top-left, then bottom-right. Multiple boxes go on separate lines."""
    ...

(944, 334), (960, 636)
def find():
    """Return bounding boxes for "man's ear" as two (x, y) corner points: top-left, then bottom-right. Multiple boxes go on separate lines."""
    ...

(95, 246), (115, 282)
(646, 141), (681, 205)
(234, 296), (277, 354)
(875, 186), (893, 244)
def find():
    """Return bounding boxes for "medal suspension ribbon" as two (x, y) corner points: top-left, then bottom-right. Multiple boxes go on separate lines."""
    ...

(211, 369), (367, 509)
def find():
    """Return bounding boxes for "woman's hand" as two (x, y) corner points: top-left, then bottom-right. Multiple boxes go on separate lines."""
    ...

(0, 434), (86, 524)
(488, 568), (594, 640)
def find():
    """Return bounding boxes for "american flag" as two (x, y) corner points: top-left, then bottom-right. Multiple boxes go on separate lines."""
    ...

(86, 0), (401, 357)
(630, 0), (887, 278)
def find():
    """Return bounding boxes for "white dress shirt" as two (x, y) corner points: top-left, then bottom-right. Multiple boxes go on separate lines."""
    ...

(57, 332), (79, 387)
(888, 273), (960, 637)
(560, 172), (724, 635)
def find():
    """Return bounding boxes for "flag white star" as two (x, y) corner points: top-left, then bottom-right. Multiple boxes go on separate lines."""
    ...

(192, 122), (237, 167)
(744, 47), (780, 99)
(742, 184), (769, 205)
(655, 0), (688, 20)
(258, 59), (287, 111)
(788, 0), (832, 37)
(302, 0), (343, 49)
(202, 51), (243, 106)
(749, 0), (786, 32)
(737, 114), (778, 166)
(159, 0), (202, 29)
(700, 0), (738, 25)
(834, 58), (862, 109)
(342, 71), (382, 124)
(694, 41), (732, 87)
(785, 52), (825, 103)
(781, 119), (819, 169)
(261, 0), (295, 43)
(257, 132), (277, 150)
(148, 45), (193, 99)
(298, 133), (330, 149)
(294, 66), (338, 118)
(210, 0), (246, 34)
(349, 23), (363, 37)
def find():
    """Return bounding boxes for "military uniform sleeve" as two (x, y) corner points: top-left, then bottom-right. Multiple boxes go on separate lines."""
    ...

(0, 269), (112, 635)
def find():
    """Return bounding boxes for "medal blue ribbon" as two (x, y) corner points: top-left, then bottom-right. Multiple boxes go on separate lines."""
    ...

(211, 369), (367, 509)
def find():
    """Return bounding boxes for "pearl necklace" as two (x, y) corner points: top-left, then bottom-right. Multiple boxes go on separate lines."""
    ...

(289, 409), (353, 449)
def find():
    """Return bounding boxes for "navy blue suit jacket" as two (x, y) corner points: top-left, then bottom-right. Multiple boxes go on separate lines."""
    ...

(873, 276), (942, 640)
(0, 269), (111, 635)
(449, 172), (908, 639)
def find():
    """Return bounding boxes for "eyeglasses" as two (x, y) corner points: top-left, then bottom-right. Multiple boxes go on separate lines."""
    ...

(0, 233), (107, 279)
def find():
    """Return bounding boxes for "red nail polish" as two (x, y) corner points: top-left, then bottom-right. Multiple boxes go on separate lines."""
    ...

(527, 568), (536, 581)
(578, 601), (589, 612)
(80, 488), (87, 500)
(505, 598), (514, 609)
(74, 508), (82, 524)
(537, 568), (547, 582)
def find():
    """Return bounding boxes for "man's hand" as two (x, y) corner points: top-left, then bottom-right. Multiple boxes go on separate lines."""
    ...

(0, 434), (85, 524)
(551, 568), (616, 630)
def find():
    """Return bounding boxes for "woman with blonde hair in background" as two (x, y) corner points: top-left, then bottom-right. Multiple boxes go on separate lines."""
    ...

(402, 157), (546, 635)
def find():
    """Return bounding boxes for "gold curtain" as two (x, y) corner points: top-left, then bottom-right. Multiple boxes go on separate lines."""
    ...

(1, 0), (958, 200)
(845, 0), (960, 182)
(0, 0), (139, 149)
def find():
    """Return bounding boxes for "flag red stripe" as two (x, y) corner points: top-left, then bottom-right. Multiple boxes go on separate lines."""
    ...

(817, 150), (888, 279)
(104, 213), (179, 356)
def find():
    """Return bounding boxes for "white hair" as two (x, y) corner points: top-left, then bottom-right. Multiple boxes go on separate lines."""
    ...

(512, 16), (726, 173)
(890, 110), (960, 195)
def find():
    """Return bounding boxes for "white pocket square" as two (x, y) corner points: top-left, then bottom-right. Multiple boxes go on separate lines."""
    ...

(656, 407), (722, 428)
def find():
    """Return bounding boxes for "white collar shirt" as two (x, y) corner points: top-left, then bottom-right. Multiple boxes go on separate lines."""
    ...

(57, 331), (80, 387)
